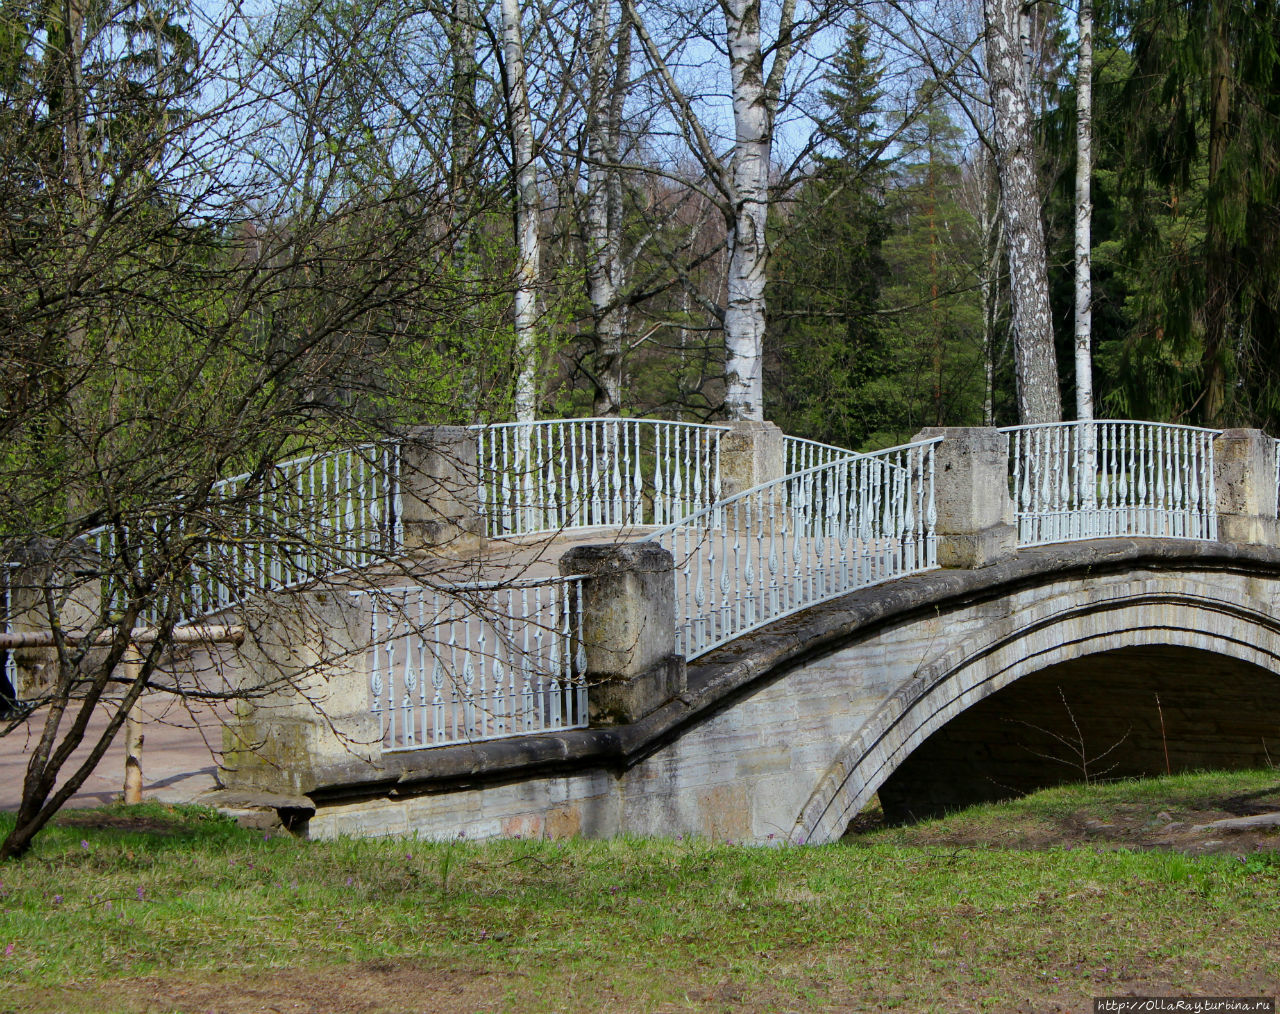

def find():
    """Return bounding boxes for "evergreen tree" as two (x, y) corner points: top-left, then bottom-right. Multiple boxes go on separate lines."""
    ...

(1105, 0), (1280, 427)
(765, 22), (893, 449)
(877, 91), (990, 438)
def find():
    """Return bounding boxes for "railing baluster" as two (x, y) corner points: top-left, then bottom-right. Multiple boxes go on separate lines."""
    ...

(1000, 421), (1220, 549)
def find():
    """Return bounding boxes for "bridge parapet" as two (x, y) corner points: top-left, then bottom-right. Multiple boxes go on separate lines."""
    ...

(24, 415), (1280, 837)
(916, 427), (1015, 568)
(1213, 428), (1279, 547)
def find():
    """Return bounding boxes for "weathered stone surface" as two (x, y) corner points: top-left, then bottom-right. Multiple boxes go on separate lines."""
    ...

(719, 420), (784, 499)
(221, 589), (382, 796)
(399, 425), (485, 552)
(915, 427), (1016, 568)
(304, 538), (1280, 846)
(1214, 429), (1279, 548)
(5, 537), (103, 700)
(559, 542), (683, 725)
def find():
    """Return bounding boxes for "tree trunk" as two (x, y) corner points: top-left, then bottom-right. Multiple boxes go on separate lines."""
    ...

(976, 149), (1003, 427)
(449, 0), (479, 242)
(122, 645), (144, 804)
(500, 0), (541, 423)
(983, 0), (1062, 424)
(585, 0), (631, 418)
(722, 0), (780, 422)
(1073, 0), (1094, 423)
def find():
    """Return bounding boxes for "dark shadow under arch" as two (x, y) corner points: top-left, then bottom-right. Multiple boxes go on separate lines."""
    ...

(878, 644), (1280, 823)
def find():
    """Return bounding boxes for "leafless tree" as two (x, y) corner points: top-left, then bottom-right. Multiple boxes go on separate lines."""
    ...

(0, 0), (506, 859)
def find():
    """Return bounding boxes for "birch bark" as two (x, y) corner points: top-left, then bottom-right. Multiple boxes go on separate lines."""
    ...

(500, 0), (541, 422)
(627, 0), (797, 422)
(721, 0), (776, 421)
(983, 0), (1062, 424)
(1073, 0), (1094, 423)
(584, 0), (631, 417)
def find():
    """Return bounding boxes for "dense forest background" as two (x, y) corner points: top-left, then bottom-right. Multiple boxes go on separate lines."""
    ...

(6, 0), (1280, 465)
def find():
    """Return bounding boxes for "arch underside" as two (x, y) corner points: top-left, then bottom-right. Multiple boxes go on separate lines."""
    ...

(791, 574), (1280, 845)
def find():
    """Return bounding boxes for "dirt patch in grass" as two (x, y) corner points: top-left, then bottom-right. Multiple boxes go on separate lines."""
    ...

(851, 779), (1280, 857)
(18, 963), (514, 1014)
(15, 958), (1279, 1014)
(52, 812), (187, 837)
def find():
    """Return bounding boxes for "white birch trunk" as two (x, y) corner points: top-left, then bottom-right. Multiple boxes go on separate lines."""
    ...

(501, 0), (541, 423)
(722, 0), (793, 421)
(1073, 0), (1094, 423)
(983, 0), (1062, 424)
(122, 645), (144, 805)
(585, 0), (630, 417)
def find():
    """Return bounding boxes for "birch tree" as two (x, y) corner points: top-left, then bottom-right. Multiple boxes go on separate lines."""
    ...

(626, 0), (821, 421)
(500, 0), (542, 422)
(1073, 0), (1093, 422)
(581, 0), (633, 416)
(982, 0), (1062, 423)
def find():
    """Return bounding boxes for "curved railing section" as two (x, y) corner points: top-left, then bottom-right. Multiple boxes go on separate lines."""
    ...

(1002, 421), (1218, 546)
(784, 434), (861, 475)
(356, 575), (587, 751)
(89, 442), (403, 623)
(645, 437), (941, 660)
(473, 418), (728, 537)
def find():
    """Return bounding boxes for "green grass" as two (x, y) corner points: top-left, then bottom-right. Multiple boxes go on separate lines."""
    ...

(1, 775), (1279, 1012)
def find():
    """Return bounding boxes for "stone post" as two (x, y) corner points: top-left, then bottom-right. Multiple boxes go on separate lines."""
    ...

(399, 425), (485, 553)
(914, 427), (1016, 568)
(1213, 429), (1279, 547)
(5, 537), (102, 701)
(718, 420), (785, 499)
(558, 543), (685, 726)
(221, 589), (381, 796)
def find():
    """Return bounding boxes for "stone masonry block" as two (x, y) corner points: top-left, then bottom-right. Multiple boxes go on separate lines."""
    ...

(915, 427), (1016, 568)
(6, 537), (103, 701)
(221, 589), (381, 795)
(1214, 429), (1279, 548)
(719, 420), (785, 499)
(560, 542), (684, 725)
(399, 425), (485, 551)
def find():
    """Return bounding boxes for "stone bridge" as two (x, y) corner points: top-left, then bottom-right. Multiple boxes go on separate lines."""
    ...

(225, 422), (1280, 844)
(8, 419), (1280, 844)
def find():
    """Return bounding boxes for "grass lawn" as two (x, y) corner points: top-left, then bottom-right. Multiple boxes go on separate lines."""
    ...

(2, 770), (1279, 1013)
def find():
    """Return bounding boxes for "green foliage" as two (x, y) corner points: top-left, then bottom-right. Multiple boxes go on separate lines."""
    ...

(767, 26), (997, 449)
(766, 22), (895, 449)
(1077, 0), (1280, 427)
(876, 93), (990, 438)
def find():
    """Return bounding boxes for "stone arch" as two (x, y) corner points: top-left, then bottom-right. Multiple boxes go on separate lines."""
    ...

(790, 574), (1280, 845)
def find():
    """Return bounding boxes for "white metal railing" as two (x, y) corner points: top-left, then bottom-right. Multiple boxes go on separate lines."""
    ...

(473, 418), (728, 537)
(357, 575), (587, 751)
(1003, 421), (1218, 546)
(88, 442), (403, 624)
(1274, 438), (1279, 519)
(646, 437), (941, 660)
(784, 435), (860, 476)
